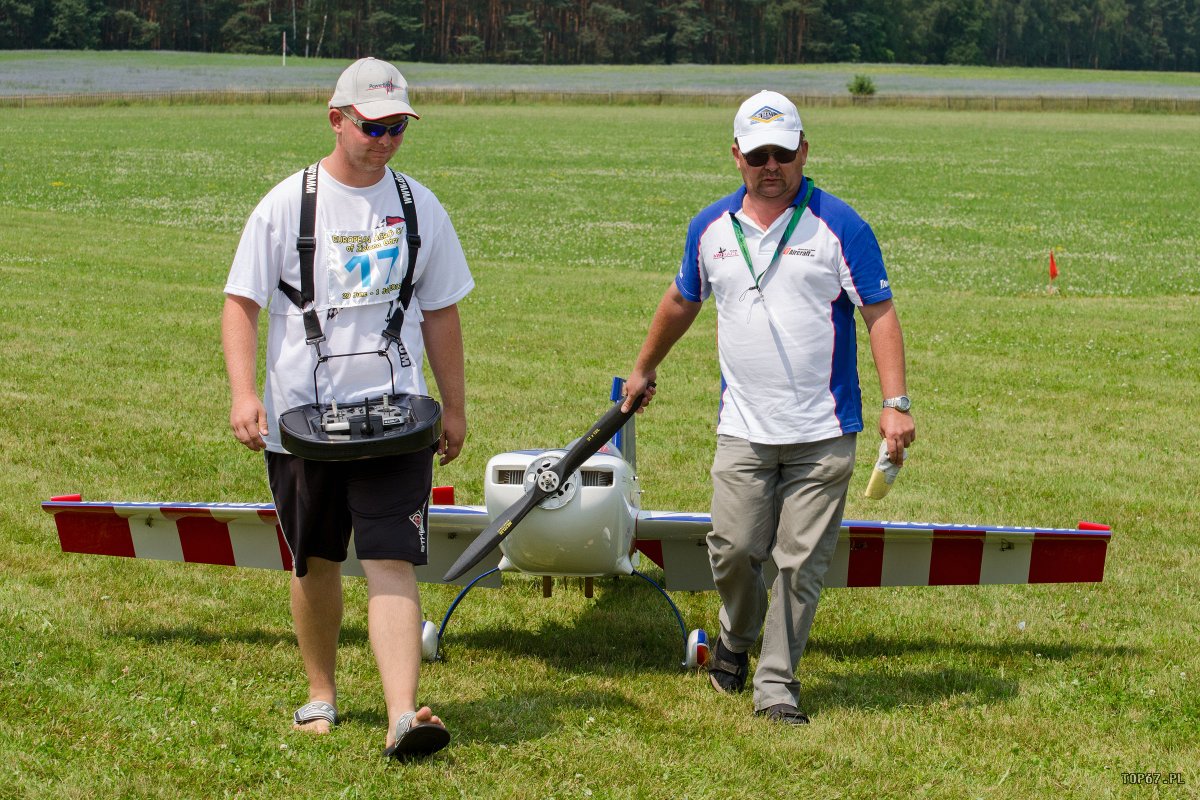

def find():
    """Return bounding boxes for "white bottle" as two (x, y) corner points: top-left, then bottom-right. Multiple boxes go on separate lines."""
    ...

(864, 439), (905, 500)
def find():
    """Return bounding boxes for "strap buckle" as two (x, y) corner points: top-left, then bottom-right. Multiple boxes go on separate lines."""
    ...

(302, 309), (326, 346)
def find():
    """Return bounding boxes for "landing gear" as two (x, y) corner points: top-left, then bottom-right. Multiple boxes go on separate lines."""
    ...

(428, 568), (707, 670)
(422, 566), (502, 662)
(630, 569), (708, 670)
(685, 628), (710, 670)
(420, 619), (440, 662)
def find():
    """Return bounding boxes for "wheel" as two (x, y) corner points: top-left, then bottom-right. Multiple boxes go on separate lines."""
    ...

(684, 628), (709, 670)
(420, 620), (440, 661)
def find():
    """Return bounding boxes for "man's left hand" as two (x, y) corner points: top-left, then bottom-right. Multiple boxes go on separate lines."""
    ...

(879, 407), (915, 465)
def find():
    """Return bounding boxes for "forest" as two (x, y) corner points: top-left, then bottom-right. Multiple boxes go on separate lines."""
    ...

(2, 0), (1198, 72)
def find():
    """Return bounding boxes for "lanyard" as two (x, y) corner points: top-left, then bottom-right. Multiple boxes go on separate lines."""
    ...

(729, 179), (815, 293)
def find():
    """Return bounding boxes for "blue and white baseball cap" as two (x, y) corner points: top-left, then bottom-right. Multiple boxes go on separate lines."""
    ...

(329, 57), (419, 121)
(733, 90), (803, 152)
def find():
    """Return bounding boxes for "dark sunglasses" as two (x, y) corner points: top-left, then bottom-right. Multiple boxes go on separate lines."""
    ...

(344, 113), (409, 138)
(742, 146), (799, 167)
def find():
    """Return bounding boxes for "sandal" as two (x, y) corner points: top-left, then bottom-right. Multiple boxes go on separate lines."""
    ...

(383, 710), (451, 761)
(707, 638), (748, 694)
(293, 700), (338, 728)
(755, 703), (810, 725)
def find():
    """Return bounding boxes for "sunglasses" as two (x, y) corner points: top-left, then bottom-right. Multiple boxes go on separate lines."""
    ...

(344, 113), (409, 138)
(742, 146), (799, 167)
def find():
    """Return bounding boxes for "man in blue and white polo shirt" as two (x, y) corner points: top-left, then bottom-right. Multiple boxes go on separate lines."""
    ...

(622, 90), (916, 724)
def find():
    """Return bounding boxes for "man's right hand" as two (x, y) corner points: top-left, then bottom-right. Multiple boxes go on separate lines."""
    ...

(621, 370), (657, 414)
(230, 395), (269, 451)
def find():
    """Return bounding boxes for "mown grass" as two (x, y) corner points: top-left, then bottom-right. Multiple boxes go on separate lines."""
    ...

(1, 103), (1199, 799)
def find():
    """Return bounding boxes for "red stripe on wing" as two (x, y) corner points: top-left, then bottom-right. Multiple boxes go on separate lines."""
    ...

(846, 526), (884, 587)
(176, 513), (237, 567)
(54, 508), (135, 558)
(1029, 533), (1108, 583)
(929, 529), (985, 585)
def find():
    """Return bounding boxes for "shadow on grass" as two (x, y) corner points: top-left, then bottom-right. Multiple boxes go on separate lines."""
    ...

(121, 622), (368, 647)
(804, 666), (1022, 713)
(341, 689), (640, 746)
(117, 581), (1141, 721)
(800, 634), (1140, 714)
(431, 575), (696, 675)
(809, 632), (1138, 663)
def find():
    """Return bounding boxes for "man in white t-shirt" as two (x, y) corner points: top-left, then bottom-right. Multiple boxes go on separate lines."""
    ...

(222, 58), (471, 759)
(622, 91), (915, 724)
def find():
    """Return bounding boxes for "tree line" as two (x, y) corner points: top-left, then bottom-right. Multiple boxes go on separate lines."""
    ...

(3, 0), (1198, 72)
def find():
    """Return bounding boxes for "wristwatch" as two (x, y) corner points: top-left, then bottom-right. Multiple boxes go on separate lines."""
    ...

(882, 395), (911, 412)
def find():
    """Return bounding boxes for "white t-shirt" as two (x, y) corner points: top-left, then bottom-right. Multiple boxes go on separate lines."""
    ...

(225, 164), (474, 452)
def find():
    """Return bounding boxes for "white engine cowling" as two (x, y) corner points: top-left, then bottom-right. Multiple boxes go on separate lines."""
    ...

(483, 443), (640, 577)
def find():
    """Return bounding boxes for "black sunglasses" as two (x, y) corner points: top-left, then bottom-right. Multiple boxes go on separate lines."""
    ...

(742, 146), (799, 167)
(344, 113), (409, 138)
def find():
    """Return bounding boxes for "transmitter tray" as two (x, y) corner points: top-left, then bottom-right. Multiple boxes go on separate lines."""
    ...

(279, 394), (442, 461)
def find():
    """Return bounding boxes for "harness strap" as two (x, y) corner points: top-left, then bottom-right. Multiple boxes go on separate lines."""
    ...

(382, 171), (420, 345)
(278, 163), (324, 344)
(276, 164), (421, 348)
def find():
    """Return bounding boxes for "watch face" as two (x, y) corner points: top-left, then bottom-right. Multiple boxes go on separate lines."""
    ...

(886, 396), (911, 412)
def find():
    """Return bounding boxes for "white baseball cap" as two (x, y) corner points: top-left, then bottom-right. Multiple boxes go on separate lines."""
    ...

(733, 90), (803, 153)
(329, 57), (419, 121)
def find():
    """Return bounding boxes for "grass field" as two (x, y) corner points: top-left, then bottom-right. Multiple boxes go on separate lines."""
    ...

(2, 99), (1199, 798)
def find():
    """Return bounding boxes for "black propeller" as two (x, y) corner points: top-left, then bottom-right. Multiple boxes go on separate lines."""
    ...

(442, 389), (650, 582)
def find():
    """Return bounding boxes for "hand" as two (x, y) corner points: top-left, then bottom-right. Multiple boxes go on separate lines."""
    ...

(230, 395), (268, 451)
(437, 407), (466, 466)
(620, 370), (658, 414)
(879, 407), (915, 465)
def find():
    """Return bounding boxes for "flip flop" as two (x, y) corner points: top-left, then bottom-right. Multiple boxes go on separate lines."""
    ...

(293, 700), (338, 729)
(383, 710), (450, 761)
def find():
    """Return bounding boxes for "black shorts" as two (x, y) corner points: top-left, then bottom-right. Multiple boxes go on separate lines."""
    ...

(266, 449), (434, 578)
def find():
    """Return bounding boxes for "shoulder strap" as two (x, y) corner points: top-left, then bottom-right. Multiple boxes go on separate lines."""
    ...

(279, 165), (420, 348)
(381, 170), (421, 345)
(278, 163), (326, 344)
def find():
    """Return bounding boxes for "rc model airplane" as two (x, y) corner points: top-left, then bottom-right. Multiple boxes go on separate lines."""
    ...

(42, 379), (1111, 670)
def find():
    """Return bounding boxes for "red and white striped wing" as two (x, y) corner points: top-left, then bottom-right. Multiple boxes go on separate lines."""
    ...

(41, 496), (499, 586)
(43, 497), (1108, 590)
(634, 512), (1110, 591)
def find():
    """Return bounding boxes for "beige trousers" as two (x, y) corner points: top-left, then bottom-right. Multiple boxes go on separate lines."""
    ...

(708, 433), (856, 711)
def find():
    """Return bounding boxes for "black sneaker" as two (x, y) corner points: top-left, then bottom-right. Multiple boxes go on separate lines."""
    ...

(755, 703), (810, 725)
(707, 638), (749, 694)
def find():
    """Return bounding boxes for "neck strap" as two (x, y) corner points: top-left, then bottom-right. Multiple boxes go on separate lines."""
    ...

(729, 178), (815, 293)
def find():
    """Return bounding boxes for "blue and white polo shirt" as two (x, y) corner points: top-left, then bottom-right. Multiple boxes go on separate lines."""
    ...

(676, 177), (892, 445)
